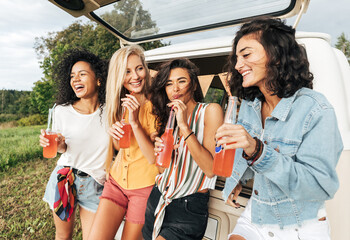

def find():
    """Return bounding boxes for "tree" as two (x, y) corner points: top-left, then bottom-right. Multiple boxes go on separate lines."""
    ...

(32, 0), (166, 115)
(335, 32), (350, 64)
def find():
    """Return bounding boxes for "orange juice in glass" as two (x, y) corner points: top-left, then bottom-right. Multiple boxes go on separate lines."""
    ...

(43, 131), (58, 158)
(119, 120), (131, 148)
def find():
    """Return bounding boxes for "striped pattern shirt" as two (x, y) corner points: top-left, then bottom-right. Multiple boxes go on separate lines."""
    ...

(152, 103), (217, 239)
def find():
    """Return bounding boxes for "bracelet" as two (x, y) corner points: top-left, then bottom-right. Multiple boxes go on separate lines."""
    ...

(184, 131), (194, 141)
(242, 137), (264, 166)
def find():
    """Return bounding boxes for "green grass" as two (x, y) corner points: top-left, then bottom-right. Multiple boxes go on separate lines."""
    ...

(0, 125), (83, 239)
(0, 125), (45, 171)
(0, 157), (82, 239)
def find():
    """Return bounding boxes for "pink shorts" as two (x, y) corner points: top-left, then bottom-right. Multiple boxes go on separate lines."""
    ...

(100, 175), (153, 224)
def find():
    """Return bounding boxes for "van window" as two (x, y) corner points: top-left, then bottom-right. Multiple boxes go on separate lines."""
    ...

(92, 0), (296, 42)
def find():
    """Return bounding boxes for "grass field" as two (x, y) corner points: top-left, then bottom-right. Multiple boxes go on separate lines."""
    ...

(0, 125), (82, 239)
(0, 125), (44, 171)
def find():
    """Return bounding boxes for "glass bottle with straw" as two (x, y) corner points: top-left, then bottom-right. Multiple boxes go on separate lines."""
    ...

(156, 107), (175, 168)
(43, 104), (58, 158)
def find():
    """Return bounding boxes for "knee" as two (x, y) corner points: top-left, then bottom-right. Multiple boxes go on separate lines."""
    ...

(229, 234), (246, 240)
(55, 231), (73, 240)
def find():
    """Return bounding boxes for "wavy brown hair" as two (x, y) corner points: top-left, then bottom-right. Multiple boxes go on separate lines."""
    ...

(226, 17), (313, 101)
(150, 58), (203, 135)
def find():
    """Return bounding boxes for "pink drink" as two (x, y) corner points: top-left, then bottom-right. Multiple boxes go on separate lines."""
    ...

(43, 132), (58, 158)
(213, 144), (235, 177)
(119, 123), (131, 148)
(156, 128), (174, 168)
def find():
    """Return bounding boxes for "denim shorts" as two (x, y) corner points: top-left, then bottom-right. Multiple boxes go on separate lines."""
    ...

(142, 185), (209, 240)
(43, 165), (104, 213)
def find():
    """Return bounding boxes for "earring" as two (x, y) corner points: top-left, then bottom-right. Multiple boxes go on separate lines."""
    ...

(97, 80), (101, 86)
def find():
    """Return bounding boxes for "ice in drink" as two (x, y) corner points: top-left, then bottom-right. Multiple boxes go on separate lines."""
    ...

(119, 122), (131, 148)
(213, 145), (235, 177)
(156, 128), (174, 168)
(43, 131), (58, 158)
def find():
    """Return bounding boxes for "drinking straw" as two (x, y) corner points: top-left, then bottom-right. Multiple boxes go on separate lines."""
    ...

(121, 92), (134, 120)
(46, 103), (56, 131)
(166, 106), (175, 129)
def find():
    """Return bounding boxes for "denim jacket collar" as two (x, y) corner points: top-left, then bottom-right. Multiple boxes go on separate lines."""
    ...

(247, 89), (299, 122)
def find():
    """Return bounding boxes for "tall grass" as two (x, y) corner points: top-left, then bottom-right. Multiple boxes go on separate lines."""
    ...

(0, 125), (83, 239)
(0, 125), (45, 171)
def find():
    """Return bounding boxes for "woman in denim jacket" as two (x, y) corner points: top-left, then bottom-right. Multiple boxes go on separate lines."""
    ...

(216, 18), (343, 240)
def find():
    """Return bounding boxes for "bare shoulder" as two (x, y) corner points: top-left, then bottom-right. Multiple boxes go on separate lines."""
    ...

(204, 103), (224, 124)
(205, 103), (223, 115)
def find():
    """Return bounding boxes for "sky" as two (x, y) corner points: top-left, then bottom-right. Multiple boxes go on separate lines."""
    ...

(0, 0), (349, 91)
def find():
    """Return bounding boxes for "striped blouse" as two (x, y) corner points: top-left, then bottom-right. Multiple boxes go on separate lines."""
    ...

(152, 103), (217, 239)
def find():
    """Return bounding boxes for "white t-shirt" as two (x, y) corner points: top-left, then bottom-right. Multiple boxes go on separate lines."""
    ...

(52, 104), (109, 185)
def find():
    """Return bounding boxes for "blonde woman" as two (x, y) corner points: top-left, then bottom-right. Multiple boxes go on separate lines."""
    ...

(88, 45), (158, 240)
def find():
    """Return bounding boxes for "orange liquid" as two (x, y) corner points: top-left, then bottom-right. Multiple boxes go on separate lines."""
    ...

(156, 129), (174, 168)
(119, 123), (131, 148)
(43, 133), (58, 158)
(213, 145), (235, 177)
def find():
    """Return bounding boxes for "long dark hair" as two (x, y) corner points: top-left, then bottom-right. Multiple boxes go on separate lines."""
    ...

(150, 58), (203, 135)
(226, 17), (313, 101)
(54, 48), (107, 114)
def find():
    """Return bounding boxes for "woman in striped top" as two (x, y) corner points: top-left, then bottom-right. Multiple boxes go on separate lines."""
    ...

(142, 58), (224, 240)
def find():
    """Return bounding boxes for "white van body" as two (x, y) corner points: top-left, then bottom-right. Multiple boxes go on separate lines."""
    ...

(145, 33), (350, 240)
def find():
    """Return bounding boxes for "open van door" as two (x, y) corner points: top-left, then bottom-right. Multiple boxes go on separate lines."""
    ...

(49, 0), (350, 239)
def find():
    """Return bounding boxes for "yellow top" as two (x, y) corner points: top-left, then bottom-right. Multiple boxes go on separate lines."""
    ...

(110, 100), (159, 189)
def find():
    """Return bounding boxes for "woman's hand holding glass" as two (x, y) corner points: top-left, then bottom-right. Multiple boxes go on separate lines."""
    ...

(39, 129), (66, 153)
(108, 121), (125, 141)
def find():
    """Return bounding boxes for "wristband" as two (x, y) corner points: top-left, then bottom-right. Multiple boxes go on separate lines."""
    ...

(184, 131), (194, 141)
(242, 137), (263, 166)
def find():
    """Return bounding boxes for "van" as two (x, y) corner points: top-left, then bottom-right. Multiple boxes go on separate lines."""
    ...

(50, 0), (350, 239)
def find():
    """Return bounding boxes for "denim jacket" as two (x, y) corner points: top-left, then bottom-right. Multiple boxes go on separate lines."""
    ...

(223, 88), (343, 228)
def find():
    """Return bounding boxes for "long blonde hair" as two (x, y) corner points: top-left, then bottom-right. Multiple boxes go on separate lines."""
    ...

(105, 44), (150, 174)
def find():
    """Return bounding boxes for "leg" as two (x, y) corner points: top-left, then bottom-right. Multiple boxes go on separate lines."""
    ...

(156, 236), (166, 240)
(229, 235), (246, 240)
(121, 221), (144, 240)
(79, 206), (96, 240)
(88, 199), (126, 240)
(53, 210), (76, 240)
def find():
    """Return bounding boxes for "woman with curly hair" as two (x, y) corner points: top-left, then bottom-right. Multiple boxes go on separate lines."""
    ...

(39, 48), (109, 239)
(216, 18), (343, 239)
(142, 58), (223, 240)
(88, 45), (158, 240)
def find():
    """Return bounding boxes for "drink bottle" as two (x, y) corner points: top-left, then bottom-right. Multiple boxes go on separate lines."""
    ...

(213, 96), (237, 177)
(119, 107), (132, 148)
(156, 109), (175, 168)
